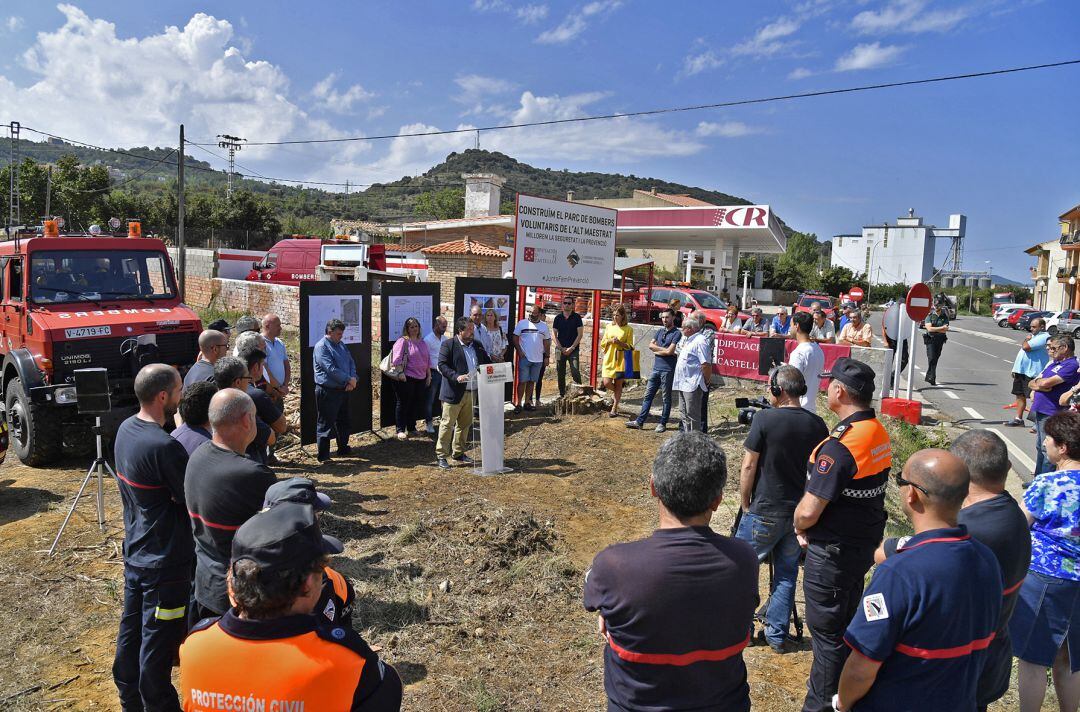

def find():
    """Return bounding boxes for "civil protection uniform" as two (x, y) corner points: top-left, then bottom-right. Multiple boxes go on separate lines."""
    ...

(843, 526), (1002, 711)
(181, 611), (402, 711)
(801, 410), (892, 712)
(318, 566), (356, 627)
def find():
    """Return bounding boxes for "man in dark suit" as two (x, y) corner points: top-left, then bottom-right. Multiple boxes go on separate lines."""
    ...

(436, 316), (491, 469)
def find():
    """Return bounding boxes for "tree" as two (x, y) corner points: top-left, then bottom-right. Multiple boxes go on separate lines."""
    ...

(414, 187), (464, 220)
(818, 266), (857, 297)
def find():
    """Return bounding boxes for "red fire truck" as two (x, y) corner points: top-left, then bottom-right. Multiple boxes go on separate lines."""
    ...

(246, 238), (388, 286)
(0, 221), (200, 465)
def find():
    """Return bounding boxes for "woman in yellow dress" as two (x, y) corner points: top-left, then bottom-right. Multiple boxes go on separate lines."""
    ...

(600, 303), (634, 417)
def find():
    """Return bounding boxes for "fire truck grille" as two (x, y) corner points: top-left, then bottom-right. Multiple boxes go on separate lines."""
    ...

(53, 332), (199, 380)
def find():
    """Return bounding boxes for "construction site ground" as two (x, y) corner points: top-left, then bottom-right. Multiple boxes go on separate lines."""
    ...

(0, 377), (1041, 710)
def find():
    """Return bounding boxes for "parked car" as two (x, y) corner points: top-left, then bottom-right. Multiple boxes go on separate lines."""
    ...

(1007, 308), (1038, 329)
(1054, 311), (1080, 337)
(1045, 310), (1080, 334)
(1016, 310), (1054, 331)
(995, 306), (1028, 327)
(793, 292), (838, 322)
(648, 286), (748, 331)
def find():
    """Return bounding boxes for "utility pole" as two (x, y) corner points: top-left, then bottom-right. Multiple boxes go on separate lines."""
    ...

(216, 134), (245, 199)
(8, 121), (20, 236)
(742, 269), (751, 309)
(44, 165), (52, 218)
(178, 124), (186, 302)
(344, 180), (349, 212)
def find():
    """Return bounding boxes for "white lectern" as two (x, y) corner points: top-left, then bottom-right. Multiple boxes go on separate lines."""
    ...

(476, 361), (513, 474)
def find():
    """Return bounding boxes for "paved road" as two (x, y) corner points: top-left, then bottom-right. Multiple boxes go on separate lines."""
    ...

(869, 313), (1040, 488)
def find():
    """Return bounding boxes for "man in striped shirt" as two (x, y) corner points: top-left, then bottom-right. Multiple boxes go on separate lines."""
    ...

(583, 432), (758, 711)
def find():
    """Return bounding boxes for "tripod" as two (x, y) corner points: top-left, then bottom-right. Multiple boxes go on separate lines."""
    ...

(49, 417), (114, 556)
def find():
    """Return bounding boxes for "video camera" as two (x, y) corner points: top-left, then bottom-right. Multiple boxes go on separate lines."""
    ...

(735, 396), (771, 426)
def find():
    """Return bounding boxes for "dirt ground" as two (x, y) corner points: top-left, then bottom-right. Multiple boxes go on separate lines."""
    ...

(0, 379), (1040, 710)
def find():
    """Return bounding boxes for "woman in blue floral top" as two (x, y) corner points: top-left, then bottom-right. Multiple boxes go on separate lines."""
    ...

(1012, 410), (1080, 711)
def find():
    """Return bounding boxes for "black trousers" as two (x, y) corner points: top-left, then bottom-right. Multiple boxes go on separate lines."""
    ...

(113, 563), (190, 712)
(801, 540), (876, 712)
(392, 376), (425, 433)
(925, 335), (946, 383)
(884, 336), (909, 391)
(315, 385), (351, 459)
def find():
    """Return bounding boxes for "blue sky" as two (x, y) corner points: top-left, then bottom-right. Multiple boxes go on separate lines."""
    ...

(1, 0), (1077, 281)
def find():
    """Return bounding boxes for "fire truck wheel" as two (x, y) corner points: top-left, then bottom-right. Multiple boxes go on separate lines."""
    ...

(5, 378), (61, 466)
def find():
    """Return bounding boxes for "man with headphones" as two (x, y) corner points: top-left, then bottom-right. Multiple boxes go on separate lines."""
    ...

(735, 365), (828, 653)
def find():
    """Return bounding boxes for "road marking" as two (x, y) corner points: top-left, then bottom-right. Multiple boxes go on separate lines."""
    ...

(942, 390), (960, 399)
(952, 339), (1008, 361)
(950, 325), (1023, 344)
(964, 406), (984, 420)
(991, 426), (1037, 473)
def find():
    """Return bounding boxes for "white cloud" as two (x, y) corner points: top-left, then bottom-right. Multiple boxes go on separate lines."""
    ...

(851, 0), (970, 34)
(695, 121), (761, 138)
(681, 49), (724, 77)
(834, 42), (906, 71)
(516, 4), (549, 23)
(311, 72), (374, 114)
(0, 4), (371, 184)
(731, 16), (801, 57)
(536, 0), (622, 45)
(788, 67), (814, 80)
(454, 74), (515, 100)
(6, 16), (24, 31)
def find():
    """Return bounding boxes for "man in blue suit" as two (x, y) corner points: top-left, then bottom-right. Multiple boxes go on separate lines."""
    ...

(436, 317), (491, 469)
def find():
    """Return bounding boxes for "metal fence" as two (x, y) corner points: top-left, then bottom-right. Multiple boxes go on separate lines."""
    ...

(156, 227), (277, 252)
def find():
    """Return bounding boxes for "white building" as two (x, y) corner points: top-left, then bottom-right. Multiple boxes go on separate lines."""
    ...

(830, 211), (966, 285)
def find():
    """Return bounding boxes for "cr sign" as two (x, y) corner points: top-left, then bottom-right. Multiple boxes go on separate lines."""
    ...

(905, 282), (932, 321)
(849, 286), (864, 301)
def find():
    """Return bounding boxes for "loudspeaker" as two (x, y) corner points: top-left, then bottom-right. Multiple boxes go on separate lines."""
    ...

(758, 337), (785, 376)
(74, 367), (111, 415)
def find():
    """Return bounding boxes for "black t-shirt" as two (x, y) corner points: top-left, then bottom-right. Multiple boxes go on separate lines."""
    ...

(185, 440), (276, 613)
(114, 415), (193, 569)
(584, 527), (758, 712)
(805, 411), (890, 545)
(184, 359), (215, 387)
(246, 385), (282, 463)
(552, 312), (584, 353)
(745, 406), (828, 517)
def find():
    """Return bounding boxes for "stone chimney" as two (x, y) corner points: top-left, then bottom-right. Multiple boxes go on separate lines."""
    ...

(462, 173), (505, 218)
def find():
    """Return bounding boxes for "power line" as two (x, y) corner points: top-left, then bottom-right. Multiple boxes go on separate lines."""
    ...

(186, 58), (1080, 147)
(69, 148), (179, 194)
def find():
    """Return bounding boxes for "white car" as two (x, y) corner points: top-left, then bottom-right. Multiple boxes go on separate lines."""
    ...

(1046, 310), (1080, 335)
(994, 304), (1032, 327)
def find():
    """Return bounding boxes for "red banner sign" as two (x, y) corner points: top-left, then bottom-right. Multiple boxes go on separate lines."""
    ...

(713, 334), (852, 391)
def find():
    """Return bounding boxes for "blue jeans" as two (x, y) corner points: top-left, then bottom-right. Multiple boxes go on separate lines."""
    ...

(1035, 410), (1052, 476)
(735, 510), (802, 647)
(635, 370), (674, 426)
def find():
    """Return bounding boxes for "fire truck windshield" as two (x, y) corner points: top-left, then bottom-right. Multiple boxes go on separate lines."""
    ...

(30, 250), (176, 304)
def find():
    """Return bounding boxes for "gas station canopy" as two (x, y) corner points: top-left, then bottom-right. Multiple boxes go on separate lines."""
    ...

(615, 205), (787, 253)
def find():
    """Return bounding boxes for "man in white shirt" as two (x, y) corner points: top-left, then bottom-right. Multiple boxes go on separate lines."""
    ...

(787, 311), (824, 414)
(470, 305), (488, 350)
(423, 315), (450, 434)
(673, 313), (714, 432)
(514, 304), (551, 411)
(260, 314), (291, 404)
(809, 309), (836, 344)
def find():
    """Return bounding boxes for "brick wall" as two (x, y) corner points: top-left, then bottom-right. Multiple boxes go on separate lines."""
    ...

(426, 254), (507, 313)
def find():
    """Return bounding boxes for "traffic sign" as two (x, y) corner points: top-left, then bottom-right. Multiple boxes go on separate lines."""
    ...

(849, 286), (864, 302)
(905, 282), (932, 321)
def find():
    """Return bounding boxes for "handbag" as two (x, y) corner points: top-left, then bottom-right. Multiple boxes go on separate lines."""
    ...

(621, 349), (641, 379)
(380, 339), (409, 381)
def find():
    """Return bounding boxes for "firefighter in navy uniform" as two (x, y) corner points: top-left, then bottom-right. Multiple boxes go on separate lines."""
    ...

(793, 357), (892, 712)
(262, 477), (355, 626)
(180, 502), (402, 711)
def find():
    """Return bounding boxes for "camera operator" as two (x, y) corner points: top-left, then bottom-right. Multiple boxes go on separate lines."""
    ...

(736, 365), (828, 653)
(793, 357), (892, 712)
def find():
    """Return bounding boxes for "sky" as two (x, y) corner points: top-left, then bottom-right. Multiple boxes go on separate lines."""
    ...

(0, 0), (1077, 282)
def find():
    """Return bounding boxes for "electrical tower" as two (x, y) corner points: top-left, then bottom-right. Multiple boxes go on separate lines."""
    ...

(7, 121), (20, 235)
(216, 134), (245, 199)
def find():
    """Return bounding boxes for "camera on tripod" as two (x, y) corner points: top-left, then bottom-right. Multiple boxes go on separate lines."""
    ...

(735, 396), (771, 426)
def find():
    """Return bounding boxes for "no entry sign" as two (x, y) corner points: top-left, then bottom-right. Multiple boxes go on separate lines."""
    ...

(905, 282), (932, 321)
(849, 286), (864, 301)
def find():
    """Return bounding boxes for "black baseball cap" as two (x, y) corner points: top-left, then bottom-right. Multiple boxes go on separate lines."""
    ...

(820, 356), (876, 398)
(231, 502), (343, 571)
(263, 477), (333, 511)
(207, 318), (232, 333)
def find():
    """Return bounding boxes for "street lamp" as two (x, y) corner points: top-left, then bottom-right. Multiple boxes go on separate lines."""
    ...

(865, 238), (885, 306)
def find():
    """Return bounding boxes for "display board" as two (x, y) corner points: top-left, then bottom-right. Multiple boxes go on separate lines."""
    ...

(378, 282), (441, 430)
(512, 194), (616, 290)
(299, 281), (373, 445)
(455, 277), (517, 400)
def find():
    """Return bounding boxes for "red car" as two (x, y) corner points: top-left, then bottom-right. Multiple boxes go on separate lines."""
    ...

(648, 286), (749, 331)
(1007, 308), (1038, 329)
(793, 292), (838, 322)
